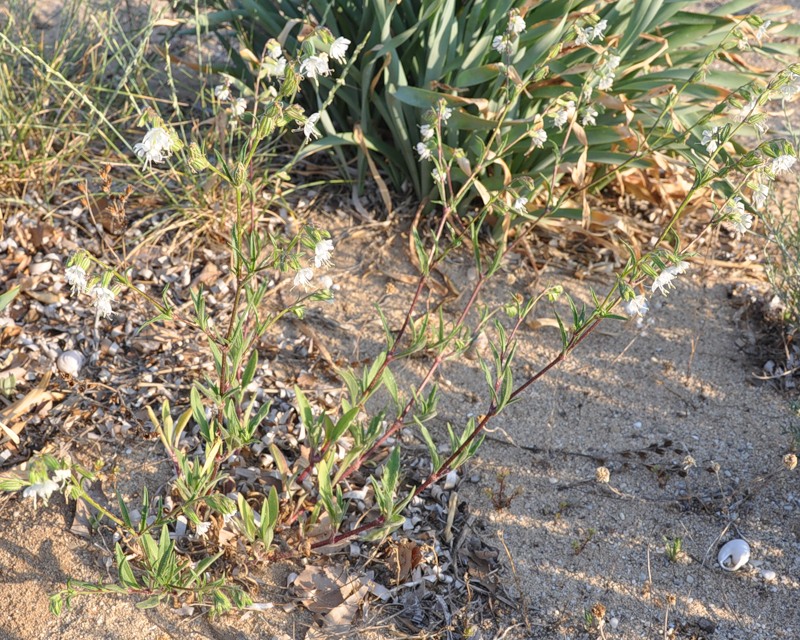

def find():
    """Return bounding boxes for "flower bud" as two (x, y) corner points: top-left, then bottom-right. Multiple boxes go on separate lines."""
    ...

(256, 113), (276, 141)
(233, 162), (247, 187)
(187, 142), (211, 172)
(285, 103), (306, 124)
(280, 65), (299, 98)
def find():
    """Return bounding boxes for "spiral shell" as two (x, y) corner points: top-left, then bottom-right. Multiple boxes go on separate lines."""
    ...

(718, 539), (750, 572)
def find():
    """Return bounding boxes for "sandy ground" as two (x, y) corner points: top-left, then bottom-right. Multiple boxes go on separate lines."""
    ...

(1, 210), (799, 639)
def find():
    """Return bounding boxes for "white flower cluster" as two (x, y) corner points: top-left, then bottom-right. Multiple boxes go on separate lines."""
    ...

(300, 37), (351, 80)
(575, 18), (608, 47)
(597, 53), (621, 91)
(261, 40), (287, 78)
(64, 258), (119, 319)
(212, 77), (249, 124)
(743, 150), (797, 215)
(651, 260), (689, 296)
(293, 239), (335, 291)
(492, 11), (526, 55)
(415, 103), (453, 162)
(722, 196), (753, 234)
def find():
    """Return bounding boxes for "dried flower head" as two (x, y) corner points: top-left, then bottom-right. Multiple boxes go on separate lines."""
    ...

(595, 466), (611, 483)
(783, 453), (798, 471)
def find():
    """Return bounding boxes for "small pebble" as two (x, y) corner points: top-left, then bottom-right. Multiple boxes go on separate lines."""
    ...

(443, 470), (459, 490)
(761, 569), (777, 582)
(29, 260), (52, 275)
(610, 617), (619, 630)
(56, 350), (85, 376)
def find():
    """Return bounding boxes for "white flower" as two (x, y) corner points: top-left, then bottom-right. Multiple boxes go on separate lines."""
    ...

(623, 294), (649, 317)
(194, 521), (212, 538)
(755, 19), (771, 45)
(553, 101), (576, 129)
(293, 267), (314, 290)
(91, 285), (115, 318)
(299, 53), (331, 79)
(329, 37), (351, 63)
(232, 97), (247, 117)
(701, 127), (719, 154)
(651, 268), (677, 295)
(509, 15), (526, 35)
(440, 106), (453, 122)
(671, 260), (690, 275)
(737, 98), (758, 122)
(732, 211), (754, 233)
(591, 19), (608, 41)
(65, 265), (87, 296)
(419, 124), (434, 141)
(772, 154), (797, 175)
(304, 112), (321, 140)
(575, 27), (592, 47)
(752, 182), (769, 209)
(261, 56), (286, 78)
(530, 129), (547, 148)
(737, 36), (749, 50)
(598, 72), (615, 91)
(492, 35), (513, 55)
(314, 239), (334, 268)
(605, 54), (621, 72)
(722, 196), (745, 217)
(581, 106), (598, 126)
(267, 41), (282, 60)
(214, 84), (231, 101)
(52, 469), (71, 489)
(723, 197), (752, 233)
(779, 73), (800, 101)
(415, 142), (432, 161)
(133, 127), (173, 168)
(431, 168), (445, 183)
(513, 196), (528, 212)
(23, 479), (59, 509)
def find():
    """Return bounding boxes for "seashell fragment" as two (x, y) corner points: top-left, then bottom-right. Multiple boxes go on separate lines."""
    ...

(718, 539), (750, 571)
(56, 350), (85, 376)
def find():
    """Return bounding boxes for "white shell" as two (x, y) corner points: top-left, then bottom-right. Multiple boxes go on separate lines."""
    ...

(56, 350), (85, 376)
(718, 539), (751, 571)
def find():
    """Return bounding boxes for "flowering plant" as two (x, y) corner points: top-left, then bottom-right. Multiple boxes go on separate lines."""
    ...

(183, 0), (798, 201)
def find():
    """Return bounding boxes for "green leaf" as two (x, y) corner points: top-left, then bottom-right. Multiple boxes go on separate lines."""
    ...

(115, 543), (139, 589)
(241, 349), (259, 389)
(326, 406), (360, 445)
(139, 531), (159, 566)
(0, 286), (20, 312)
(135, 595), (163, 609)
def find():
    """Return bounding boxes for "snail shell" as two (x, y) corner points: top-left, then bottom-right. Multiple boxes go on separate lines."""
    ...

(56, 350), (85, 376)
(718, 539), (750, 571)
